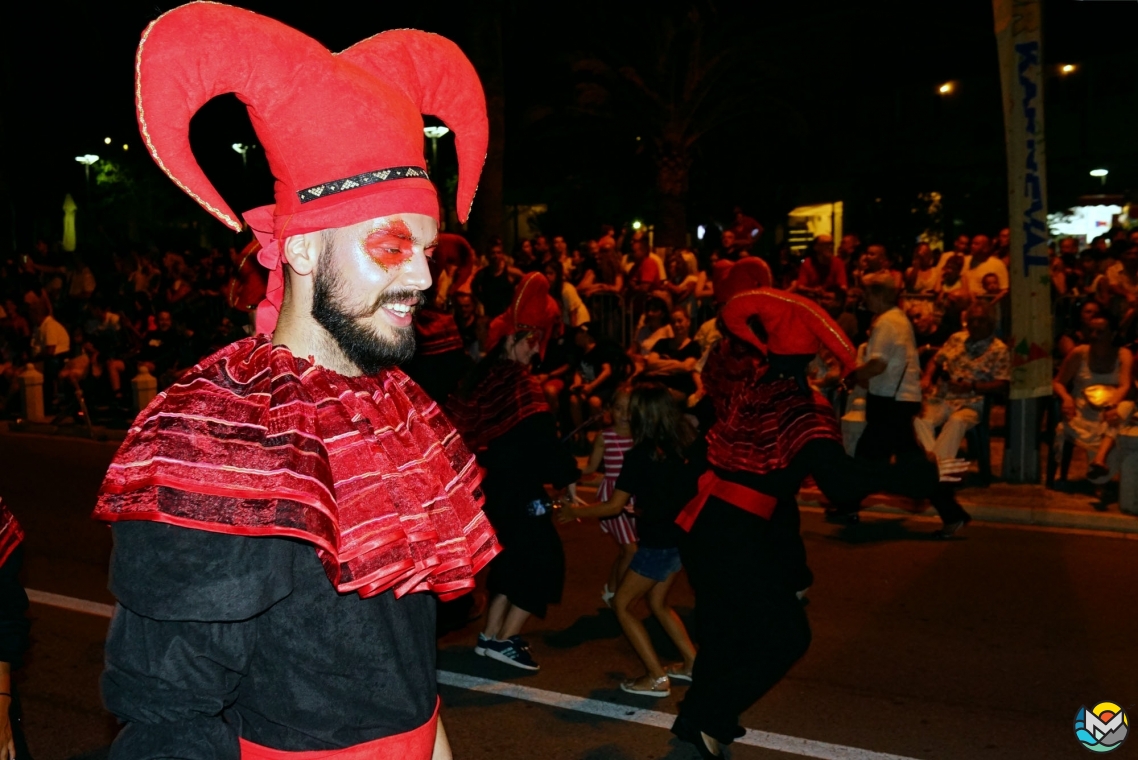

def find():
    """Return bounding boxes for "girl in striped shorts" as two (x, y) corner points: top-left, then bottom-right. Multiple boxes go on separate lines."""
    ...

(581, 385), (637, 606)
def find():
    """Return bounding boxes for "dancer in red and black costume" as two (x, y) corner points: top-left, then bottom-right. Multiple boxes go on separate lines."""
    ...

(671, 289), (967, 759)
(93, 5), (496, 759)
(448, 274), (581, 672)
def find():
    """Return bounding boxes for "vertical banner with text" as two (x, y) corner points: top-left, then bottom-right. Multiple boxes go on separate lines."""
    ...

(994, 0), (1052, 400)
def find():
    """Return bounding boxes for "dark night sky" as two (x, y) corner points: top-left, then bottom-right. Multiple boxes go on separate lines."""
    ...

(2, 0), (1135, 251)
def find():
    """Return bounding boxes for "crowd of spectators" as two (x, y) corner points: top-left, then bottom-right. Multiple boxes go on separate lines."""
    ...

(5, 211), (1138, 509)
(0, 240), (266, 422)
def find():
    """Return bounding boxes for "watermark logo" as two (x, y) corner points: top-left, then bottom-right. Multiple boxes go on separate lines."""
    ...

(1075, 702), (1128, 752)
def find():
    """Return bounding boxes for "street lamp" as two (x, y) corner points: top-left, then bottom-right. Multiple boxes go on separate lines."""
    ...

(1090, 168), (1109, 186)
(1060, 64), (1076, 75)
(423, 126), (449, 171)
(75, 154), (99, 189)
(232, 142), (249, 168)
(631, 220), (643, 231)
(938, 82), (955, 95)
(104, 137), (112, 145)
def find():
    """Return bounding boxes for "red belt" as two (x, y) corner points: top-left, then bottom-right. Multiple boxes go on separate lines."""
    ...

(676, 470), (778, 532)
(239, 699), (439, 759)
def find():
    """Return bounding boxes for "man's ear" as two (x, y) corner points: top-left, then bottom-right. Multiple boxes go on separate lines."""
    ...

(282, 232), (324, 277)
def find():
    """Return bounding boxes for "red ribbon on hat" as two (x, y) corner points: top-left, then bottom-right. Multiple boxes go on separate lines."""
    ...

(243, 206), (284, 336)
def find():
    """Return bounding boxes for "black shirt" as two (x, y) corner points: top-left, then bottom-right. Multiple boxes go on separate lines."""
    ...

(103, 522), (437, 758)
(645, 337), (702, 396)
(615, 442), (703, 548)
(579, 340), (624, 394)
(479, 412), (581, 519)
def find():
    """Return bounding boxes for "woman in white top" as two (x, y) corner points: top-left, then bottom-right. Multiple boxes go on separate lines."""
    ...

(1052, 317), (1133, 485)
(543, 261), (590, 329)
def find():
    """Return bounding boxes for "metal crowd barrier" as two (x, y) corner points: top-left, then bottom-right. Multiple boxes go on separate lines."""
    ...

(583, 292), (633, 347)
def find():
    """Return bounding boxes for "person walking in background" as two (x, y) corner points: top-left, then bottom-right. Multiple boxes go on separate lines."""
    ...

(578, 385), (638, 607)
(450, 274), (583, 672)
(828, 273), (924, 525)
(562, 382), (701, 698)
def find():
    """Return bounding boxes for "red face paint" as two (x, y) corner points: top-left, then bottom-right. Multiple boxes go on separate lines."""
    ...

(363, 220), (415, 270)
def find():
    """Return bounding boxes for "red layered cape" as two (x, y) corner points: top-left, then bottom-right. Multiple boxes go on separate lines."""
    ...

(703, 335), (840, 476)
(94, 336), (498, 600)
(446, 361), (549, 453)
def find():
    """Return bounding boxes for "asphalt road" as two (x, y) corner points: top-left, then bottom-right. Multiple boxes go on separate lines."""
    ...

(1, 433), (1134, 760)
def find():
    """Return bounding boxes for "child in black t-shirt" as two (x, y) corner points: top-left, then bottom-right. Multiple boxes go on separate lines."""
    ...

(561, 382), (700, 698)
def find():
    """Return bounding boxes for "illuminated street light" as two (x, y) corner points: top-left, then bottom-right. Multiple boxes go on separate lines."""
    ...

(122, 144), (129, 151)
(75, 154), (100, 189)
(938, 82), (954, 95)
(697, 225), (706, 241)
(232, 142), (249, 168)
(1090, 168), (1109, 186)
(423, 126), (450, 170)
(632, 221), (643, 230)
(104, 137), (112, 145)
(1060, 64), (1076, 75)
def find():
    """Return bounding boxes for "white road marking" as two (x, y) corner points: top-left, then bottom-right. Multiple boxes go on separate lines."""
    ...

(437, 669), (921, 760)
(26, 589), (115, 617)
(30, 588), (921, 759)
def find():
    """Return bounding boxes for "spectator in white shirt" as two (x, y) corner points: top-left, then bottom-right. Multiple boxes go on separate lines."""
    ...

(32, 313), (70, 358)
(962, 234), (1008, 296)
(32, 312), (71, 414)
(828, 273), (926, 524)
(542, 261), (590, 329)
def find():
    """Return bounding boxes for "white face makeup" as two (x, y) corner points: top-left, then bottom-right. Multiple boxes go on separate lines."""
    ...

(310, 213), (437, 374)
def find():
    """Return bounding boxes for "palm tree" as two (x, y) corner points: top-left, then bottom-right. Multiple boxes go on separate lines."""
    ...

(570, 2), (788, 248)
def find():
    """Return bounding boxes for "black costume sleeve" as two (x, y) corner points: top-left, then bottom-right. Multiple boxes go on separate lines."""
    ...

(505, 413), (582, 490)
(109, 521), (296, 622)
(804, 439), (939, 504)
(103, 522), (297, 760)
(0, 546), (30, 668)
(103, 608), (253, 760)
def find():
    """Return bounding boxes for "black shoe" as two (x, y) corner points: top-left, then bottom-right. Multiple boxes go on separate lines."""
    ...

(672, 715), (726, 759)
(933, 512), (972, 539)
(1087, 463), (1110, 481)
(824, 508), (859, 525)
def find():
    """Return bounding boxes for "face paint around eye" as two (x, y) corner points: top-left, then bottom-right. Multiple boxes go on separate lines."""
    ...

(363, 220), (415, 270)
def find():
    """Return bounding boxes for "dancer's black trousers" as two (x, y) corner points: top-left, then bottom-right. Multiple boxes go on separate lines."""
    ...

(677, 497), (811, 745)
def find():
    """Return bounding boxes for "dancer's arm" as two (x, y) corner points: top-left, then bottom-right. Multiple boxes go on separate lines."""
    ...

(561, 490), (631, 521)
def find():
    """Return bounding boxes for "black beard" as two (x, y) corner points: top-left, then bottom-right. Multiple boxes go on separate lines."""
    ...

(311, 261), (420, 375)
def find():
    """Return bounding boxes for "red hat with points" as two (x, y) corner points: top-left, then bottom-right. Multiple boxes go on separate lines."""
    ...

(712, 257), (773, 305)
(487, 273), (560, 358)
(722, 288), (857, 372)
(134, 2), (488, 332)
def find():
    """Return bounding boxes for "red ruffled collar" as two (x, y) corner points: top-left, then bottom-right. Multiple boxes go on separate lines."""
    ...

(446, 360), (549, 453)
(703, 336), (839, 476)
(94, 335), (498, 600)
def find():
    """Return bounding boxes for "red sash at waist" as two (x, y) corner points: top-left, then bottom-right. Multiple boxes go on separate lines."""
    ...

(239, 699), (439, 760)
(676, 470), (778, 532)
